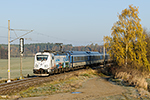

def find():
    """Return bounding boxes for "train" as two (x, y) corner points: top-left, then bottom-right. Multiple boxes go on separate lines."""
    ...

(33, 50), (111, 76)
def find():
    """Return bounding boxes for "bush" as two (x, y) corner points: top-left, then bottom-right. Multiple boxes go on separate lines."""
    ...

(109, 60), (150, 90)
(115, 71), (148, 89)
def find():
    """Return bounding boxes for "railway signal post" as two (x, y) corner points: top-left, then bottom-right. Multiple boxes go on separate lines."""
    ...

(19, 38), (24, 79)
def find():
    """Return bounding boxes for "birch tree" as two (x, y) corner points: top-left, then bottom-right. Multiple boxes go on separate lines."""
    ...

(104, 5), (149, 70)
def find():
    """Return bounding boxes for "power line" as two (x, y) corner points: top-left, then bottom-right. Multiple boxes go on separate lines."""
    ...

(0, 26), (102, 45)
(0, 26), (8, 29)
(33, 31), (91, 44)
(0, 34), (41, 42)
(0, 35), (8, 38)
(10, 30), (33, 42)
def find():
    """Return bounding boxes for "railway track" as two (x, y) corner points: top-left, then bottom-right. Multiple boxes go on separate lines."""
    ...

(0, 68), (87, 95)
(0, 63), (113, 95)
(0, 77), (54, 95)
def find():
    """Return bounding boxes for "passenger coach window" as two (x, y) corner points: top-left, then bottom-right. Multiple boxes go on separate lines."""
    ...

(77, 57), (80, 61)
(85, 57), (88, 60)
(74, 57), (77, 61)
(81, 57), (84, 60)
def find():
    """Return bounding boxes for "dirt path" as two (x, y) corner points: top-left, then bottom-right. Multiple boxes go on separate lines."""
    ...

(20, 77), (125, 100)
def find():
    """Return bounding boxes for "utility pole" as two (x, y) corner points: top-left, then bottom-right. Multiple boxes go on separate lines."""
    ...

(7, 20), (11, 83)
(103, 43), (105, 67)
(7, 20), (33, 82)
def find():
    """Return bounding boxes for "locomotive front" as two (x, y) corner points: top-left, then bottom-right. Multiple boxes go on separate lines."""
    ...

(33, 52), (54, 75)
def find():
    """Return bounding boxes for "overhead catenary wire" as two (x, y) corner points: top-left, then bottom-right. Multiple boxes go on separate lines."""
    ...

(0, 26), (82, 44)
(0, 35), (8, 38)
(33, 31), (99, 44)
(33, 31), (81, 43)
(0, 25), (102, 45)
(0, 31), (103, 45)
(0, 26), (8, 29)
(12, 30), (18, 38)
(10, 30), (33, 42)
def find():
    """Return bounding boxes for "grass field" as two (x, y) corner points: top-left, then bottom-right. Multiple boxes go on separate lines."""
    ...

(0, 57), (34, 79)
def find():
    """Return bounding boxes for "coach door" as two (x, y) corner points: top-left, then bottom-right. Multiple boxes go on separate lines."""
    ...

(88, 56), (91, 65)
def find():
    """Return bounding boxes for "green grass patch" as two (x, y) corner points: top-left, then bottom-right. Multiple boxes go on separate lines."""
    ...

(97, 72), (107, 77)
(0, 57), (34, 79)
(80, 73), (91, 77)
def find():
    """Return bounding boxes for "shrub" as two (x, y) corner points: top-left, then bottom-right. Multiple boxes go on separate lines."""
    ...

(112, 60), (150, 90)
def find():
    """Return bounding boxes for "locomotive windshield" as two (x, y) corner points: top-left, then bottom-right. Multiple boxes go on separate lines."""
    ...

(37, 55), (48, 61)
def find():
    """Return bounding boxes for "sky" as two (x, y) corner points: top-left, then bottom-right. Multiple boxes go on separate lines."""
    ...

(0, 0), (150, 46)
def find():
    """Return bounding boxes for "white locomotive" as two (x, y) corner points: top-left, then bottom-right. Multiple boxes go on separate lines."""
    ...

(33, 50), (110, 75)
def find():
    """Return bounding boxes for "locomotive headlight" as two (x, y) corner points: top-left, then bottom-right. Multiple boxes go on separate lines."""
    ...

(44, 65), (48, 68)
(35, 64), (38, 68)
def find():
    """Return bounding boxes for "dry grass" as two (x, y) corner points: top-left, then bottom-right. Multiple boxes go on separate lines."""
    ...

(112, 62), (150, 90)
(102, 59), (150, 90)
(115, 71), (148, 89)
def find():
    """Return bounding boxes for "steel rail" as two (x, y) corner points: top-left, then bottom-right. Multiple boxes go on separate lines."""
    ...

(0, 63), (113, 95)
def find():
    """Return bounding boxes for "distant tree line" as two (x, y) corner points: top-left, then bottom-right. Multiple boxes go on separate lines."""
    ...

(0, 43), (105, 58)
(0, 45), (8, 59)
